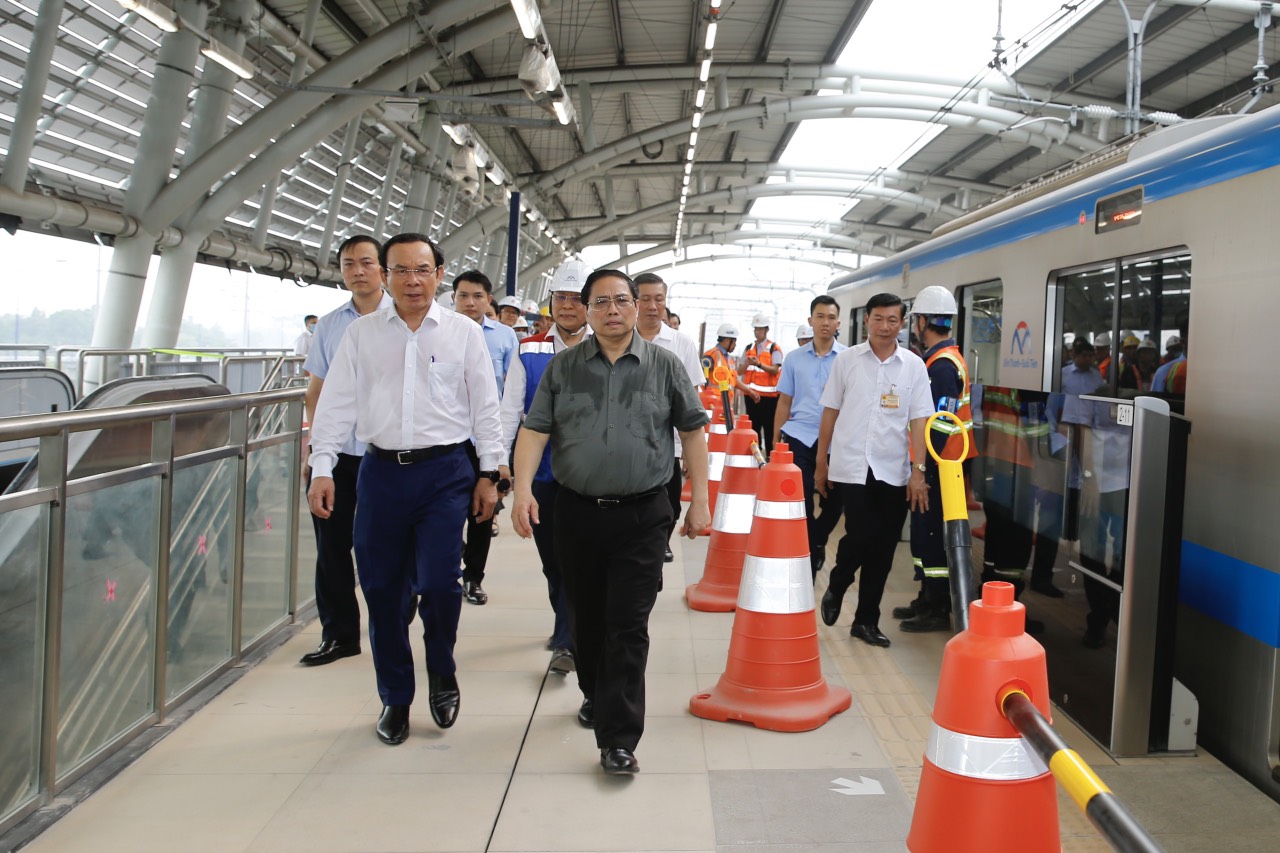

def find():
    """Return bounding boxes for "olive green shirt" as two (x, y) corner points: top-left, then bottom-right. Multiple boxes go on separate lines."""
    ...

(523, 331), (709, 496)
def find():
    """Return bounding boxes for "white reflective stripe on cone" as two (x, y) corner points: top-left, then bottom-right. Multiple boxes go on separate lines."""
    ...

(712, 492), (755, 534)
(925, 724), (1049, 780)
(724, 454), (755, 468)
(709, 452), (725, 480)
(738, 555), (814, 613)
(753, 499), (806, 520)
(710, 424), (729, 434)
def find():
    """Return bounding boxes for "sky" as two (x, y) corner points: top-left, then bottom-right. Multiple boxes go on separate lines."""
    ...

(3, 0), (1094, 352)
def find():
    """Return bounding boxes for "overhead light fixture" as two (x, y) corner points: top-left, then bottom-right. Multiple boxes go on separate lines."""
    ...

(699, 59), (711, 83)
(509, 0), (542, 40)
(441, 122), (467, 145)
(116, 0), (178, 32)
(695, 88), (706, 109)
(518, 44), (560, 96)
(486, 165), (505, 185)
(551, 91), (575, 125)
(201, 37), (255, 79)
(711, 0), (721, 8)
(686, 146), (695, 161)
(704, 22), (717, 51)
(689, 130), (699, 147)
(684, 161), (693, 175)
(691, 111), (702, 129)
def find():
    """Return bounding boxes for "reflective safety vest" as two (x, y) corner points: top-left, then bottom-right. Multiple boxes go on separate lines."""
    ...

(981, 386), (1049, 468)
(703, 346), (738, 391)
(924, 345), (977, 461)
(518, 333), (557, 483)
(742, 339), (781, 396)
(1166, 359), (1188, 394)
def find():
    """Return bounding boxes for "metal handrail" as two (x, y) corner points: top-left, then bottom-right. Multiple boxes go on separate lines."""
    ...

(71, 348), (153, 397)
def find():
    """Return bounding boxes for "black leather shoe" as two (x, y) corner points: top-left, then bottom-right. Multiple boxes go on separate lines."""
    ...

(376, 704), (409, 745)
(812, 552), (826, 575)
(427, 672), (460, 728)
(820, 589), (841, 626)
(549, 648), (575, 675)
(299, 639), (361, 666)
(600, 747), (639, 775)
(663, 547), (674, 563)
(850, 623), (891, 647)
(463, 581), (488, 605)
(577, 698), (595, 729)
(899, 613), (951, 633)
(1032, 582), (1066, 598)
(892, 596), (925, 620)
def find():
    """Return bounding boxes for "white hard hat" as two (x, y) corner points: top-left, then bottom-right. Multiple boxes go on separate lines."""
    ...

(1138, 337), (1158, 351)
(796, 324), (814, 340)
(550, 258), (591, 293)
(910, 285), (958, 316)
(751, 313), (770, 328)
(716, 322), (739, 339)
(523, 299), (541, 314)
(1094, 331), (1111, 348)
(513, 315), (530, 330)
(498, 295), (522, 310)
(1165, 335), (1182, 349)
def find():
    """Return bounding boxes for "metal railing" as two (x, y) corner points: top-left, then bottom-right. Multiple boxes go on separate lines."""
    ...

(0, 344), (50, 366)
(0, 387), (307, 835)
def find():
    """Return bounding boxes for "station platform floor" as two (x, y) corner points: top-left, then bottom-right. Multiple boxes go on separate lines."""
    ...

(16, 527), (1280, 852)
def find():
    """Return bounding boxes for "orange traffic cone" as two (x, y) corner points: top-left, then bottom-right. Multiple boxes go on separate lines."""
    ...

(703, 397), (729, 536)
(682, 388), (719, 503)
(687, 414), (759, 611)
(907, 581), (1059, 852)
(690, 442), (851, 731)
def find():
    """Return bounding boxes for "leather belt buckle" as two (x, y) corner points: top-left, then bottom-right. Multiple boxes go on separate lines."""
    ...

(396, 450), (415, 465)
(596, 497), (621, 508)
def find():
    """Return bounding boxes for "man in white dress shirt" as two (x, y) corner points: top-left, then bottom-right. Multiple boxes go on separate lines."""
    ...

(308, 233), (503, 745)
(815, 293), (932, 648)
(634, 272), (704, 564)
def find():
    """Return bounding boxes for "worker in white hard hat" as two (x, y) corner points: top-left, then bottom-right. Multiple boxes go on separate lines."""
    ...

(1120, 336), (1159, 391)
(898, 286), (976, 634)
(497, 295), (523, 327)
(703, 321), (756, 410)
(796, 324), (814, 347)
(1094, 331), (1113, 382)
(498, 257), (592, 676)
(741, 313), (783, 455)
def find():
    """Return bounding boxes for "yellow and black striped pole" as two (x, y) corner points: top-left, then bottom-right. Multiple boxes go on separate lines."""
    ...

(1001, 689), (1165, 853)
(924, 411), (979, 632)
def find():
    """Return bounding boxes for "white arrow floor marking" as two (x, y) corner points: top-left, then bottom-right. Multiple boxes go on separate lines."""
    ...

(830, 776), (885, 796)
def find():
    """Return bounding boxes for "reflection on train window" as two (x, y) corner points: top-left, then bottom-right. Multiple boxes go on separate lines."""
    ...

(848, 307), (865, 346)
(1048, 249), (1190, 397)
(957, 280), (1003, 386)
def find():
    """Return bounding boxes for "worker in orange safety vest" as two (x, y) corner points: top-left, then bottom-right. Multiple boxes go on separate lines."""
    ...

(741, 313), (783, 455)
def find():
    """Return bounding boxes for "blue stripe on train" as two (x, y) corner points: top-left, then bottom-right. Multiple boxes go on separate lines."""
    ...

(1180, 541), (1280, 649)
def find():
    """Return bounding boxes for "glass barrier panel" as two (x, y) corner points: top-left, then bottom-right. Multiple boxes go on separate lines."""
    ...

(166, 458), (235, 703)
(241, 441), (292, 646)
(0, 502), (47, 824)
(295, 471), (317, 614)
(58, 477), (159, 779)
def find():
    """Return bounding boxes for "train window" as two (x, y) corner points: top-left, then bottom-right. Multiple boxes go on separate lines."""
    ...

(848, 306), (865, 346)
(1048, 249), (1190, 394)
(956, 280), (1003, 386)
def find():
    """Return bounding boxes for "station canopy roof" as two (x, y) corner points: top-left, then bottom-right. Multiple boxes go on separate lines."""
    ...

(1, 0), (1276, 286)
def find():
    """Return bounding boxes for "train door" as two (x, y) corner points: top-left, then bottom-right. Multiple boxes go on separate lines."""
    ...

(956, 280), (1003, 387)
(847, 306), (865, 346)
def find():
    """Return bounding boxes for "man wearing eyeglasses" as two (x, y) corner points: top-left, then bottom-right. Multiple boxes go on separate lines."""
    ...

(298, 235), (392, 668)
(499, 259), (592, 676)
(512, 268), (711, 776)
(308, 233), (503, 746)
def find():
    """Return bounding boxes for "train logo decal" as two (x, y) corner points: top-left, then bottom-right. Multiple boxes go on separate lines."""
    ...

(1003, 320), (1039, 371)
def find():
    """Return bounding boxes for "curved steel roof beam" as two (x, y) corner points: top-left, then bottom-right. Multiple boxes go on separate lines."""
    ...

(596, 162), (998, 196)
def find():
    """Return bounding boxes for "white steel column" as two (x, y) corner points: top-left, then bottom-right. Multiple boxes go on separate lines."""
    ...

(316, 115), (364, 263)
(1, 0), (65, 192)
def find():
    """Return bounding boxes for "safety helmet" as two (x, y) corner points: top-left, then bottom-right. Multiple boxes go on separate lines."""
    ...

(1138, 337), (1158, 352)
(1094, 331), (1111, 348)
(751, 313), (770, 328)
(523, 299), (541, 315)
(1164, 335), (1182, 349)
(1121, 333), (1140, 348)
(796, 324), (814, 341)
(540, 305), (551, 316)
(498, 295), (522, 310)
(909, 286), (958, 316)
(716, 322), (739, 339)
(550, 258), (591, 293)
(513, 315), (529, 330)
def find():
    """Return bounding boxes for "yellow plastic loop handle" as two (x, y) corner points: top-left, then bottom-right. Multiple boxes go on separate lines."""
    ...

(924, 410), (969, 464)
(711, 364), (733, 393)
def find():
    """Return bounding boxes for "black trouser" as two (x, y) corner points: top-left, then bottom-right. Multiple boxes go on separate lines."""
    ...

(744, 394), (779, 456)
(783, 432), (845, 576)
(910, 465), (950, 616)
(461, 441), (494, 587)
(530, 478), (572, 650)
(308, 452), (362, 645)
(1081, 488), (1127, 635)
(664, 457), (682, 542)
(827, 470), (909, 627)
(555, 488), (672, 752)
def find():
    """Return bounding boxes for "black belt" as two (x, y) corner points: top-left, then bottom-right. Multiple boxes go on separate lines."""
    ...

(368, 442), (466, 465)
(563, 485), (666, 508)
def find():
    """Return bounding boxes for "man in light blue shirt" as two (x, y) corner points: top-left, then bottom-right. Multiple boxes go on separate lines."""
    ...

(773, 295), (847, 577)
(298, 235), (392, 667)
(451, 270), (519, 605)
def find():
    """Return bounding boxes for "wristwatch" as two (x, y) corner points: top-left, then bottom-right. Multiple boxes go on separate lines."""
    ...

(914, 462), (927, 474)
(479, 469), (500, 483)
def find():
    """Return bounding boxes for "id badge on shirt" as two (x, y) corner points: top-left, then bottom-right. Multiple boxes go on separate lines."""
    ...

(880, 392), (900, 409)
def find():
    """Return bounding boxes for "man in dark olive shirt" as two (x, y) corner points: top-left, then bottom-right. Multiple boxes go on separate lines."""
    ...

(512, 268), (711, 776)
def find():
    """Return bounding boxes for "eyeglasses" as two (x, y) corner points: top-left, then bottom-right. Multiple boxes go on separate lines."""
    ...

(588, 295), (636, 311)
(386, 266), (438, 281)
(551, 293), (583, 304)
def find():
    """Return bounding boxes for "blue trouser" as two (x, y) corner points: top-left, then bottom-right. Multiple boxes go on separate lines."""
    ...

(353, 448), (472, 706)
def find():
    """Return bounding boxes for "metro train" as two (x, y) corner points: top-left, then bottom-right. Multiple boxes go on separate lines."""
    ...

(827, 103), (1280, 800)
